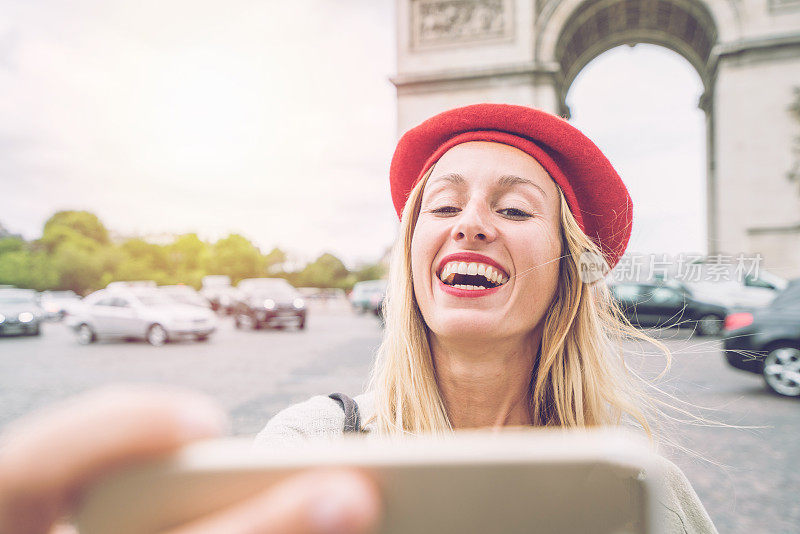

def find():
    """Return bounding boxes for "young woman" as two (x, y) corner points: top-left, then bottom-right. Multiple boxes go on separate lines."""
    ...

(0, 103), (715, 534)
(256, 104), (718, 533)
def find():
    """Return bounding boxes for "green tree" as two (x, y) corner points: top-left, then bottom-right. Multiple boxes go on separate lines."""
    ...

(34, 213), (110, 293)
(167, 234), (209, 272)
(207, 234), (265, 283)
(353, 262), (386, 283)
(294, 252), (351, 288)
(0, 237), (25, 256)
(263, 247), (287, 273)
(42, 211), (109, 247)
(50, 241), (106, 294)
(0, 249), (57, 290)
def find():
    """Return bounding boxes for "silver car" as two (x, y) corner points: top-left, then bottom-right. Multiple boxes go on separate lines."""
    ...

(67, 288), (217, 346)
(40, 290), (81, 321)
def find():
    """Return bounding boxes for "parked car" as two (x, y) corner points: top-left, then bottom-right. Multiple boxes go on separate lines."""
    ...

(200, 275), (240, 314)
(0, 288), (44, 336)
(106, 280), (157, 290)
(669, 267), (787, 309)
(609, 281), (728, 336)
(722, 282), (800, 397)
(159, 285), (212, 308)
(39, 290), (82, 321)
(371, 291), (385, 327)
(66, 288), (217, 346)
(233, 278), (306, 330)
(349, 280), (387, 314)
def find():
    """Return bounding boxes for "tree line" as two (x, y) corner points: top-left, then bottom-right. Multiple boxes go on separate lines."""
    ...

(0, 211), (386, 295)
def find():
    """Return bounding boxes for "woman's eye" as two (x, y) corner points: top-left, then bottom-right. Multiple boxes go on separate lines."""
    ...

(497, 208), (532, 219)
(430, 206), (460, 215)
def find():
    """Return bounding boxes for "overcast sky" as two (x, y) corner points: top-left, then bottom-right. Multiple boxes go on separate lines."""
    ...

(0, 0), (706, 267)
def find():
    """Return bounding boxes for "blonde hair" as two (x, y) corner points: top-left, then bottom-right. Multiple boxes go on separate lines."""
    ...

(367, 168), (672, 438)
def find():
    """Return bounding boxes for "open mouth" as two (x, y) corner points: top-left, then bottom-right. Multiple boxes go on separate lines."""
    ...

(438, 261), (509, 290)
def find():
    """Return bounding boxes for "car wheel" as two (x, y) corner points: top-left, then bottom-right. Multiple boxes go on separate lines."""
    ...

(298, 319), (306, 330)
(28, 324), (41, 336)
(195, 334), (209, 342)
(77, 324), (95, 345)
(762, 345), (800, 398)
(696, 314), (723, 336)
(146, 324), (168, 347)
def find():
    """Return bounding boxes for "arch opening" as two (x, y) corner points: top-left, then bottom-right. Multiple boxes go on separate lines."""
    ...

(566, 44), (708, 257)
(554, 0), (718, 116)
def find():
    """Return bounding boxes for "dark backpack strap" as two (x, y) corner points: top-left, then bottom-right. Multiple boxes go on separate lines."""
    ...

(328, 393), (362, 433)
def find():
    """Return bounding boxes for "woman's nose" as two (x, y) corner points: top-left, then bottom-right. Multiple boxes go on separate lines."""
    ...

(450, 205), (496, 243)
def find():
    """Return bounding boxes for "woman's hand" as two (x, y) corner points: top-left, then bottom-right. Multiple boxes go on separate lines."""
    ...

(0, 386), (381, 534)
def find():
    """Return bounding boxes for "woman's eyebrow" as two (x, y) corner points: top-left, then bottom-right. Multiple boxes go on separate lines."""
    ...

(428, 172), (466, 186)
(497, 174), (548, 199)
(427, 172), (548, 199)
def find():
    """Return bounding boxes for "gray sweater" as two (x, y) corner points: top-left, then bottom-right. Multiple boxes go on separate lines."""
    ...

(255, 394), (718, 534)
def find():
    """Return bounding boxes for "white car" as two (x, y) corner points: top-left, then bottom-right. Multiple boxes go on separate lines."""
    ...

(679, 269), (788, 309)
(39, 290), (82, 321)
(67, 288), (217, 346)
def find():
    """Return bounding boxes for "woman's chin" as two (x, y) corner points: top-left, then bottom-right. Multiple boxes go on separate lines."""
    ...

(429, 312), (506, 340)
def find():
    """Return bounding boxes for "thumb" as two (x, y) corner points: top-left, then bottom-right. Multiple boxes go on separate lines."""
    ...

(0, 385), (228, 534)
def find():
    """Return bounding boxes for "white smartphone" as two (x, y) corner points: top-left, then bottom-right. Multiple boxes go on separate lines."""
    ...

(75, 429), (664, 534)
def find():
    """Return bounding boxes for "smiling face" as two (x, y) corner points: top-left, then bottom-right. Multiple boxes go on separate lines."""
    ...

(410, 141), (563, 344)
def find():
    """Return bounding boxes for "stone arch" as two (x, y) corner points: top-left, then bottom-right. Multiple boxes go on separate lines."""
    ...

(536, 0), (741, 115)
(394, 0), (800, 276)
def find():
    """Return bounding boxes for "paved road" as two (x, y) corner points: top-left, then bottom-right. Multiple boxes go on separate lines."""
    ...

(1, 306), (797, 533)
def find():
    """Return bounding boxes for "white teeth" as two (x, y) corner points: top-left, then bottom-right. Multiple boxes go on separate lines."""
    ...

(454, 284), (487, 290)
(438, 260), (509, 286)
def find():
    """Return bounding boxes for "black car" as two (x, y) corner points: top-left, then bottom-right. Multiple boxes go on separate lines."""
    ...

(233, 278), (306, 330)
(0, 288), (44, 336)
(610, 281), (728, 336)
(722, 281), (800, 397)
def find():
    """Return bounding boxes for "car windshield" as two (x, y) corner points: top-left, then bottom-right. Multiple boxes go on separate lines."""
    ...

(771, 283), (800, 309)
(44, 291), (78, 299)
(161, 287), (194, 295)
(252, 288), (297, 300)
(133, 292), (175, 306)
(354, 281), (387, 294)
(240, 279), (293, 293)
(0, 292), (37, 305)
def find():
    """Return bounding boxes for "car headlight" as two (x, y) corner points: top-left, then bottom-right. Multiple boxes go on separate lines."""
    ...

(293, 298), (305, 309)
(18, 312), (34, 323)
(0, 314), (5, 323)
(263, 299), (276, 310)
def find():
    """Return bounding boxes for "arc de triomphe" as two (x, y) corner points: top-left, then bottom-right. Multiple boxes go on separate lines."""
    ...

(392, 0), (800, 278)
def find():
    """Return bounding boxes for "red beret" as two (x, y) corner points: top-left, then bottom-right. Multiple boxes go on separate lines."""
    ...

(389, 103), (632, 269)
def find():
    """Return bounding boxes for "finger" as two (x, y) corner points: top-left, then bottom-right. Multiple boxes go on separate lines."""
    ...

(0, 385), (228, 534)
(49, 523), (78, 534)
(163, 469), (382, 534)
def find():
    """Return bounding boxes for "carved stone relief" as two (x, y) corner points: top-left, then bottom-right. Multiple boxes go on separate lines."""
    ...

(411, 0), (513, 50)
